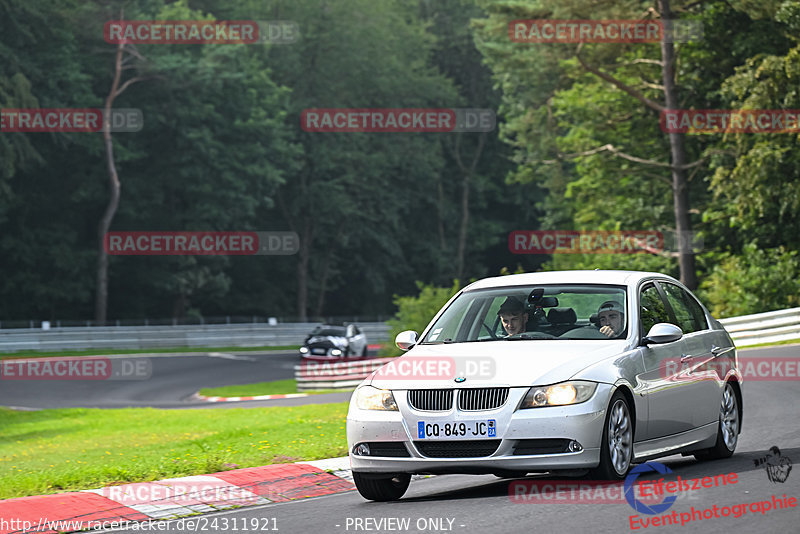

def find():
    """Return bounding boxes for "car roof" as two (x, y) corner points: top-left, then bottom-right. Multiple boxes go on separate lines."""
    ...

(462, 270), (679, 291)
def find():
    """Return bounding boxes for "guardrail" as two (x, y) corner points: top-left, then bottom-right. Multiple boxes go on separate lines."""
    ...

(0, 322), (391, 353)
(1, 307), (796, 354)
(719, 307), (800, 347)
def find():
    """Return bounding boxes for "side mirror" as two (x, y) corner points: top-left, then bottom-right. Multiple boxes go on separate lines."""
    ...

(395, 330), (419, 351)
(642, 323), (683, 345)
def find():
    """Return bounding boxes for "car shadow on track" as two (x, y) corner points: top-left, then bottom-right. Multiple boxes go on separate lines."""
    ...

(365, 446), (800, 504)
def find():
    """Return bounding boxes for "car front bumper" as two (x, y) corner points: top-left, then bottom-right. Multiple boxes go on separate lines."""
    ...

(347, 383), (613, 475)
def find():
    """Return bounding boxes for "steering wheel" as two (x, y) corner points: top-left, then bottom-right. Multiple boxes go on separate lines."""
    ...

(509, 331), (557, 340)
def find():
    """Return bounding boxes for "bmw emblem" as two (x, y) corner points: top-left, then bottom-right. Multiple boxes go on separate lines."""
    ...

(454, 376), (466, 383)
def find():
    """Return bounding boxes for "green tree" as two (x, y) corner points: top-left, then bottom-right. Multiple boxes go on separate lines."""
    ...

(698, 243), (800, 317)
(383, 280), (461, 356)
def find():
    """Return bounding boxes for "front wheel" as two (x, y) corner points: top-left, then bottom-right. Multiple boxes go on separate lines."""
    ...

(694, 382), (739, 461)
(590, 391), (633, 480)
(352, 472), (411, 501)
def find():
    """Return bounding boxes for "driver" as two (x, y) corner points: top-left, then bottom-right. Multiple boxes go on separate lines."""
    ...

(597, 301), (625, 338)
(498, 296), (528, 336)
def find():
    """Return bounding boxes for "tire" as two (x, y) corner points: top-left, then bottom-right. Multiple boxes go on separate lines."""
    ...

(590, 390), (633, 480)
(361, 345), (368, 357)
(352, 472), (411, 501)
(694, 382), (739, 461)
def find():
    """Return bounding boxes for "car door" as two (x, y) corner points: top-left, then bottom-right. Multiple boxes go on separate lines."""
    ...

(352, 325), (367, 356)
(659, 282), (720, 429)
(638, 281), (695, 439)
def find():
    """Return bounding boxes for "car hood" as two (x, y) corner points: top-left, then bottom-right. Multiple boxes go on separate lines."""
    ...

(306, 335), (347, 348)
(367, 340), (628, 389)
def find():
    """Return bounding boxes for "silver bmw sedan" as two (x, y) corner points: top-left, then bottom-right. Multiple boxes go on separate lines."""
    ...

(346, 270), (742, 501)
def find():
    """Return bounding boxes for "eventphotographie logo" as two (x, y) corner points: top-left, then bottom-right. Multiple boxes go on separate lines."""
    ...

(754, 446), (792, 483)
(624, 462), (678, 515)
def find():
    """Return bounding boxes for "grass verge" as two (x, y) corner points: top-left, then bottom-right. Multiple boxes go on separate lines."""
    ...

(0, 403), (347, 500)
(0, 346), (300, 360)
(198, 379), (346, 397)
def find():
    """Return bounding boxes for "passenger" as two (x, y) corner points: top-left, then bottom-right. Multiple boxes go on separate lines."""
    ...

(498, 296), (528, 336)
(597, 301), (625, 338)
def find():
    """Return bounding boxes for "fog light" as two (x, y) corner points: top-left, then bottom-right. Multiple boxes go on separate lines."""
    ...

(331, 348), (343, 357)
(568, 440), (583, 452)
(354, 443), (370, 456)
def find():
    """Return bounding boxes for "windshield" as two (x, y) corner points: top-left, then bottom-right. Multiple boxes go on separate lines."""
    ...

(421, 285), (628, 343)
(311, 326), (346, 336)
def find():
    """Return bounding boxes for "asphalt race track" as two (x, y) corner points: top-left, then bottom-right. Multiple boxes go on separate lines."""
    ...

(2, 345), (795, 533)
(92, 344), (798, 534)
(0, 350), (351, 409)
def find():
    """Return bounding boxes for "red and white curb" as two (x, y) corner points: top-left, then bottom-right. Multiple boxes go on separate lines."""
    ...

(193, 392), (309, 402)
(0, 458), (354, 534)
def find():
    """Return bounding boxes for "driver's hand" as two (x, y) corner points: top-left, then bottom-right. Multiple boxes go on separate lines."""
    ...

(599, 326), (616, 338)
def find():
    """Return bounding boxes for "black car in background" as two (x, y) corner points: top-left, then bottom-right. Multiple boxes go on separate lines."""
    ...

(299, 324), (369, 360)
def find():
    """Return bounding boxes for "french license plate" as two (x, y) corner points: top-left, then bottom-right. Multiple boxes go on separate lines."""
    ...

(417, 420), (496, 440)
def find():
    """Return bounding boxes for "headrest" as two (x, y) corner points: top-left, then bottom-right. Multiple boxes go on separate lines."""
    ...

(547, 307), (577, 325)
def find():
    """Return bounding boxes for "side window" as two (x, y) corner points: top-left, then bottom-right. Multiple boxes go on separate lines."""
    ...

(685, 293), (708, 331)
(661, 283), (706, 333)
(640, 284), (670, 334)
(353, 326), (361, 335)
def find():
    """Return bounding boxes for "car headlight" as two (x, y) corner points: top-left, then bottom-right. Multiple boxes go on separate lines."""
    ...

(331, 348), (342, 356)
(355, 386), (398, 411)
(519, 381), (597, 409)
(299, 346), (309, 354)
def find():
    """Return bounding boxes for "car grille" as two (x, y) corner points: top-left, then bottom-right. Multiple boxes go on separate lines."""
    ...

(408, 390), (454, 411)
(458, 388), (509, 411)
(414, 440), (501, 458)
(512, 439), (572, 455)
